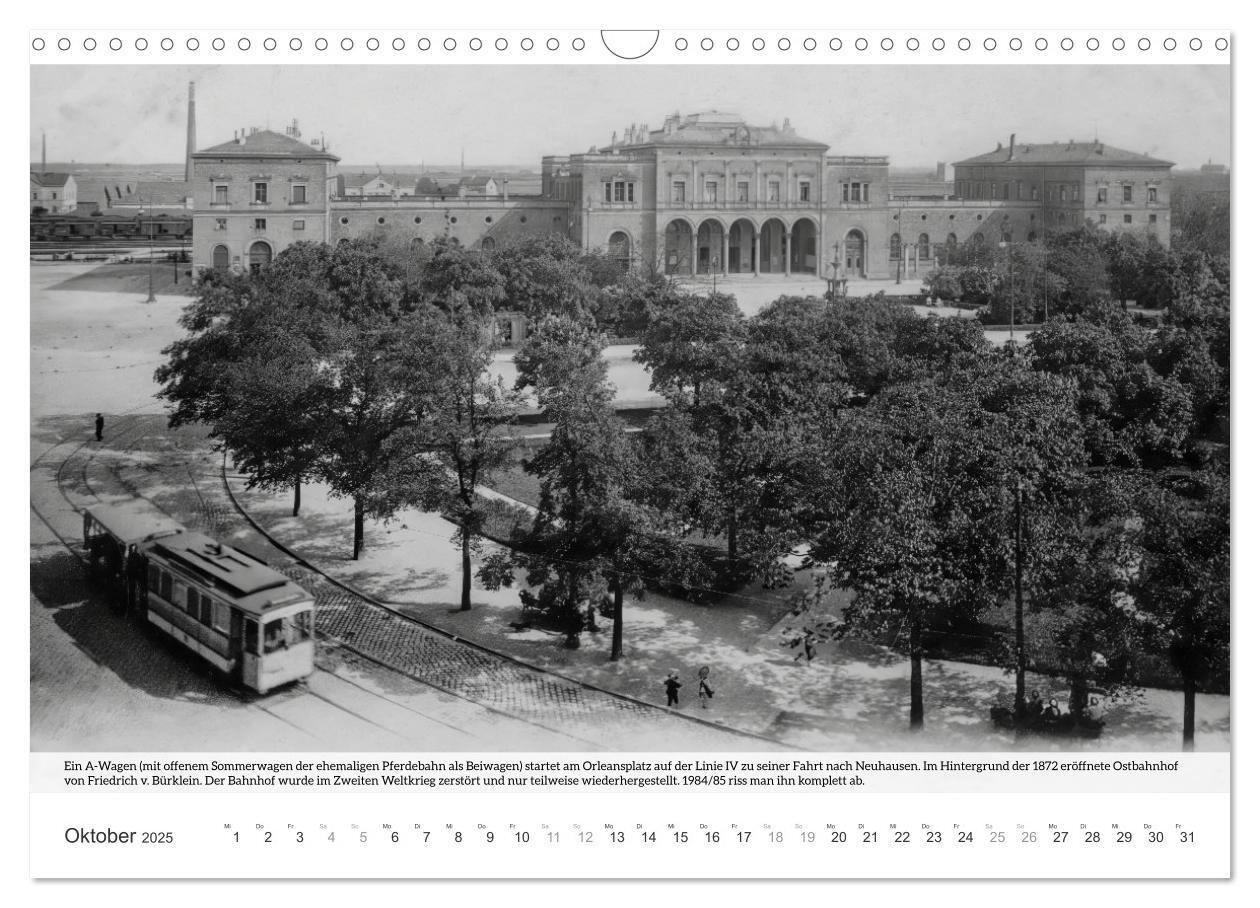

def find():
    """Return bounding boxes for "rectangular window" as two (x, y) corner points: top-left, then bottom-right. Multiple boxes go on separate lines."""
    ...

(1123, 214), (1133, 224)
(614, 181), (627, 202)
(254, 218), (267, 230)
(1097, 186), (1108, 203)
(214, 218), (227, 231)
(768, 180), (780, 202)
(253, 182), (269, 204)
(159, 571), (172, 603)
(604, 182), (612, 203)
(990, 183), (997, 199)
(1148, 187), (1158, 203)
(1099, 214), (1107, 224)
(1031, 184), (1039, 201)
(214, 184), (228, 204)
(704, 181), (718, 204)
(212, 602), (231, 634)
(1149, 214), (1158, 223)
(842, 183), (850, 203)
(1123, 184), (1133, 203)
(292, 184), (307, 204)
(628, 182), (634, 203)
(200, 594), (214, 625)
(1072, 185), (1080, 201)
(798, 181), (811, 202)
(1017, 181), (1024, 200)
(1003, 183), (1011, 200)
(1059, 185), (1066, 202)
(293, 219), (305, 230)
(862, 183), (869, 202)
(737, 181), (749, 203)
(187, 588), (199, 614)
(672, 181), (686, 203)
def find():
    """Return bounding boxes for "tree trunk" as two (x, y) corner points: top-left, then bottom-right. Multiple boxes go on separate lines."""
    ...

(1182, 673), (1196, 751)
(292, 479), (302, 517)
(610, 575), (624, 662)
(726, 510), (738, 562)
(1013, 483), (1026, 720)
(352, 496), (364, 561)
(459, 524), (472, 611)
(909, 609), (924, 730)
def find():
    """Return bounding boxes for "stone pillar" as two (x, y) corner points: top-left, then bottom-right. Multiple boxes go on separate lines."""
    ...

(722, 230), (729, 275)
(784, 231), (792, 275)
(753, 233), (760, 276)
(690, 232), (698, 276)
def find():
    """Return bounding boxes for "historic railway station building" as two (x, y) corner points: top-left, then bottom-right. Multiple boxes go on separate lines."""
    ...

(191, 112), (1173, 281)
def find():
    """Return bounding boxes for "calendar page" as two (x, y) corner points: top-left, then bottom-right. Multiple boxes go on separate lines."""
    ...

(24, 2), (1236, 889)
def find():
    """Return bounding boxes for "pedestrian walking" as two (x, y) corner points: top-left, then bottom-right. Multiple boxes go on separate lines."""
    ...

(94, 413), (104, 442)
(697, 666), (714, 709)
(664, 671), (681, 708)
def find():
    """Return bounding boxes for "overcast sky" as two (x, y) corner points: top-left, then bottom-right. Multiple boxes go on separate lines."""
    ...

(31, 64), (1230, 170)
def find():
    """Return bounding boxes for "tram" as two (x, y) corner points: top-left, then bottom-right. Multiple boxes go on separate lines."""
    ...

(83, 501), (315, 694)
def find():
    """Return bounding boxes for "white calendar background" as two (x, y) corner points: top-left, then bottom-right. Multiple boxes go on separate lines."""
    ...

(29, 751), (1230, 878)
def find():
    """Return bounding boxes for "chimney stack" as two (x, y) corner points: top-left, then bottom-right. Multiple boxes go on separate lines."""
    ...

(502, 179), (509, 201)
(1008, 133), (1015, 161)
(184, 83), (196, 182)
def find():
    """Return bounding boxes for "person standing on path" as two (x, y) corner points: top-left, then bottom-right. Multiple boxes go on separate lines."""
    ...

(94, 413), (104, 442)
(664, 671), (681, 708)
(698, 666), (714, 709)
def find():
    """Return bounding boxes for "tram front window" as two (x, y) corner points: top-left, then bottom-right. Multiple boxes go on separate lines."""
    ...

(262, 612), (313, 653)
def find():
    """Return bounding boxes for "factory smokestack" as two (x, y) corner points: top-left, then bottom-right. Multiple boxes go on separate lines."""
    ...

(184, 82), (197, 182)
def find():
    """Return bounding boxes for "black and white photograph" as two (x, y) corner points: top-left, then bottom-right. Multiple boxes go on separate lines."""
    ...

(29, 60), (1230, 757)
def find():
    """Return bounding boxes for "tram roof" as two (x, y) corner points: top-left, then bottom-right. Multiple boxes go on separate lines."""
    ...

(86, 500), (186, 547)
(148, 532), (308, 612)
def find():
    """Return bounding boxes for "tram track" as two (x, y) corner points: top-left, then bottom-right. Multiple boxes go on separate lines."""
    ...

(33, 418), (449, 747)
(36, 415), (780, 750)
(33, 418), (599, 748)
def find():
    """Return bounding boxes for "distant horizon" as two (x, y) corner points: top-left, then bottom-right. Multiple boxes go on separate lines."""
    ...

(32, 65), (1230, 173)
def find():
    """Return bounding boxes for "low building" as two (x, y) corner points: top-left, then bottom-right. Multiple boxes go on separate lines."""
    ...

(31, 172), (77, 214)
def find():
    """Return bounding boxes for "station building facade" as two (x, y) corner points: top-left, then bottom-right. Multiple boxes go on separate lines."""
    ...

(191, 114), (1174, 281)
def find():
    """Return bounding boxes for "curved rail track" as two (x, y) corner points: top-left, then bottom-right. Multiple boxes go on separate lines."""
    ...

(31, 416), (781, 750)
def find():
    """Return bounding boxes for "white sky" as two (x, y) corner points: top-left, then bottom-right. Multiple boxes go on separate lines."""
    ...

(31, 64), (1230, 170)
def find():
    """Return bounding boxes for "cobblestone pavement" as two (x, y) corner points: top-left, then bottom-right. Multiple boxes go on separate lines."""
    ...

(34, 414), (776, 751)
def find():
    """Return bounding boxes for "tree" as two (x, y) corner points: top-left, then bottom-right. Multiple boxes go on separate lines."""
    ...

(794, 382), (1011, 729)
(1027, 304), (1194, 467)
(1132, 466), (1229, 749)
(413, 304), (523, 610)
(420, 237), (506, 314)
(157, 240), (438, 559)
(157, 262), (326, 517)
(634, 291), (746, 404)
(1045, 226), (1111, 314)
(492, 235), (596, 320)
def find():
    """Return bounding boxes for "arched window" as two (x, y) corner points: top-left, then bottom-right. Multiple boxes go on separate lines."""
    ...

(1002, 230), (1013, 244)
(974, 232), (985, 245)
(248, 241), (272, 273)
(1027, 231), (1038, 243)
(608, 231), (631, 271)
(889, 232), (902, 259)
(481, 237), (496, 252)
(211, 244), (229, 272)
(917, 233), (930, 258)
(946, 233), (957, 247)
